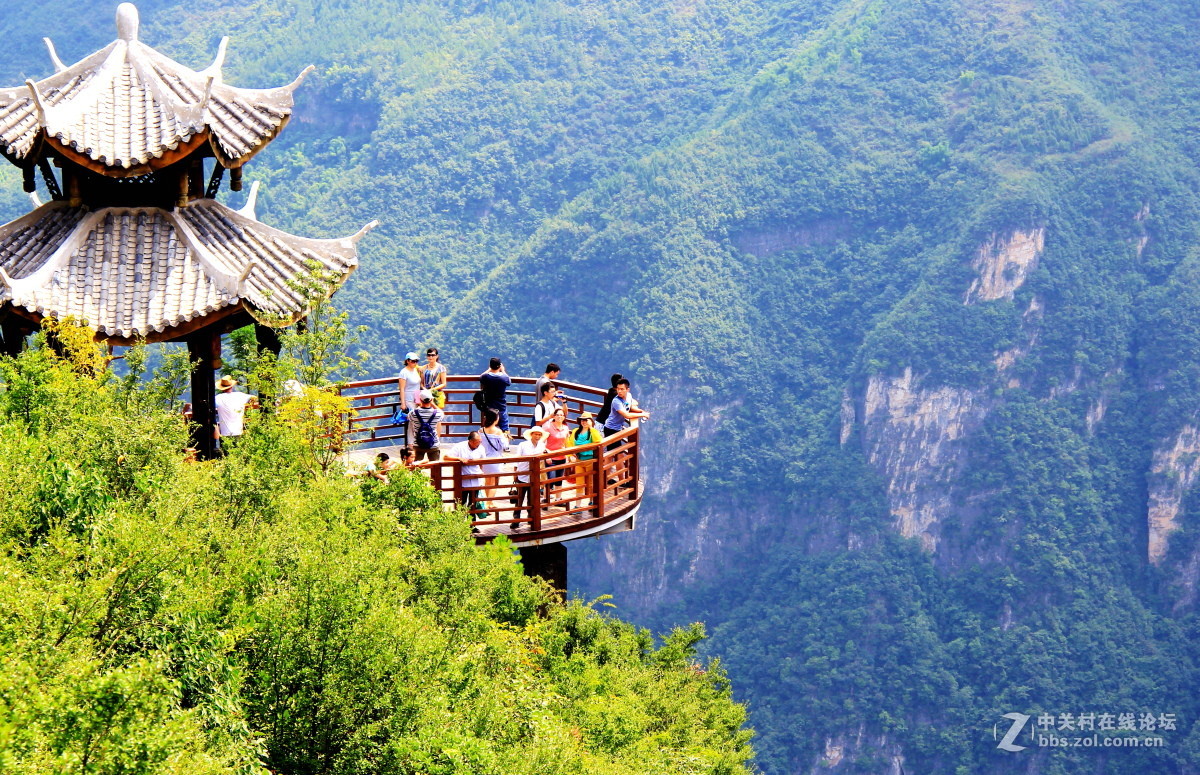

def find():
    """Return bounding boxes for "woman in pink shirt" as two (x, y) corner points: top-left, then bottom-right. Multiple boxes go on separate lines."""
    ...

(541, 406), (570, 504)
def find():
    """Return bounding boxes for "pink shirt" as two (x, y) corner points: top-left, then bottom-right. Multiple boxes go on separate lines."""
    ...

(541, 420), (569, 455)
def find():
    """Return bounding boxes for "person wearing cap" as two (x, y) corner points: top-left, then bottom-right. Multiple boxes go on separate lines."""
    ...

(214, 375), (259, 450)
(408, 389), (445, 462)
(398, 352), (422, 444)
(512, 425), (548, 525)
(420, 348), (448, 408)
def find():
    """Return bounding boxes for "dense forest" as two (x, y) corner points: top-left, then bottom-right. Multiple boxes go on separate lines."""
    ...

(4, 0), (1200, 772)
(0, 325), (752, 773)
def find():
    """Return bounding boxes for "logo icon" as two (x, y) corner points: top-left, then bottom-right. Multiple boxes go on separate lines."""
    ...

(995, 712), (1031, 752)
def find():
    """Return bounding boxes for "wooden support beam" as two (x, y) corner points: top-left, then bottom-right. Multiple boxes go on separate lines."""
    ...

(254, 323), (282, 357)
(0, 317), (30, 357)
(187, 329), (222, 460)
(519, 543), (568, 596)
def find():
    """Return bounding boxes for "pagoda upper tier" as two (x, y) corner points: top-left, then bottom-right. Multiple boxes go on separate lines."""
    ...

(0, 3), (311, 175)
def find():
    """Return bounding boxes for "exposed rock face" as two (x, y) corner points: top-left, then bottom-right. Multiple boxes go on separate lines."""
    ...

(965, 228), (1046, 304)
(811, 728), (904, 774)
(856, 368), (991, 550)
(1148, 425), (1200, 564)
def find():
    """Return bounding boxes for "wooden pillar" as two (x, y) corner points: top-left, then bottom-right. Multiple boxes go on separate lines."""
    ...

(519, 543), (567, 595)
(0, 317), (28, 356)
(254, 323), (282, 357)
(187, 329), (222, 460)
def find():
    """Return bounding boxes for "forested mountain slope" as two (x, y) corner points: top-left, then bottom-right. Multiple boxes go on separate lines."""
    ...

(5, 0), (1200, 772)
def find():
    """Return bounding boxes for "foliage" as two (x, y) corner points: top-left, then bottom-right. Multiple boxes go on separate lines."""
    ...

(0, 342), (753, 774)
(2, 0), (1200, 772)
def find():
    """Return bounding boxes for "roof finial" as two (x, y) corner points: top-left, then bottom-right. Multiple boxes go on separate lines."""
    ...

(43, 38), (66, 72)
(28, 192), (42, 208)
(236, 180), (260, 220)
(202, 37), (229, 80)
(116, 3), (139, 42)
(24, 80), (47, 124)
(351, 220), (380, 243)
(284, 65), (317, 95)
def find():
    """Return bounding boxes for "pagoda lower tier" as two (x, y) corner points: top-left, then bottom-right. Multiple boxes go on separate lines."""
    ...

(0, 198), (373, 344)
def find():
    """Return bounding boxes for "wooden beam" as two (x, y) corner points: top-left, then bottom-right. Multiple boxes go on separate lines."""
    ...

(187, 329), (221, 460)
(519, 543), (568, 596)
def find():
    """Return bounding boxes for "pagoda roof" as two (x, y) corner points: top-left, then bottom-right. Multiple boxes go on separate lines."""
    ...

(0, 198), (375, 342)
(0, 3), (312, 175)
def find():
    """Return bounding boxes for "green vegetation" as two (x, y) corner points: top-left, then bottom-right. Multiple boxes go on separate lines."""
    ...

(4, 0), (1200, 772)
(0, 333), (752, 774)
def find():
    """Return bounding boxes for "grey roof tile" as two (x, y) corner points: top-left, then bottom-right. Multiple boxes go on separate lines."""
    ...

(0, 199), (372, 340)
(0, 5), (310, 171)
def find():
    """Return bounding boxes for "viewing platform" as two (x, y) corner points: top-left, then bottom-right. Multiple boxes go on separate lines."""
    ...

(340, 375), (643, 548)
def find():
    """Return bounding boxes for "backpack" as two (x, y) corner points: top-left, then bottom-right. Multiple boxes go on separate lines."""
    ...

(414, 410), (438, 449)
(472, 390), (486, 411)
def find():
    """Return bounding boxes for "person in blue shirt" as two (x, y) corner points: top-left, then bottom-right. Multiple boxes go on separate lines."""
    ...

(479, 357), (512, 432)
(602, 378), (650, 437)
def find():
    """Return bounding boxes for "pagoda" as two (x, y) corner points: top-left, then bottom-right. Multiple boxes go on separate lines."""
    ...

(0, 3), (376, 457)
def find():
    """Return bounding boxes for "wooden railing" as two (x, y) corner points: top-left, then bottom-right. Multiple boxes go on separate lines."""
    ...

(340, 375), (642, 542)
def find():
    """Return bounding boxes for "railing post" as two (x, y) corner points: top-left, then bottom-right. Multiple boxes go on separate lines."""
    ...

(530, 454), (542, 532)
(630, 426), (640, 498)
(453, 461), (467, 523)
(593, 440), (606, 519)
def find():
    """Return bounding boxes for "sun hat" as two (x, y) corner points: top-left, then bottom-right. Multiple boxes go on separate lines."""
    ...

(419, 389), (434, 402)
(579, 411), (595, 421)
(523, 425), (547, 439)
(405, 351), (419, 362)
(217, 375), (237, 390)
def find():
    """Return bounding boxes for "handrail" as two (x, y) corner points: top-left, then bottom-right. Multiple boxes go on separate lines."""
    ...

(339, 374), (642, 544)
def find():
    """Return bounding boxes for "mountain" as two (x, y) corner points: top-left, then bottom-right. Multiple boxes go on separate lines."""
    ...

(5, 0), (1200, 772)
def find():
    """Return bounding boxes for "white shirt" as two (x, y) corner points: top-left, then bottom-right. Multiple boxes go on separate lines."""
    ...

(513, 439), (546, 482)
(448, 440), (488, 489)
(215, 390), (253, 436)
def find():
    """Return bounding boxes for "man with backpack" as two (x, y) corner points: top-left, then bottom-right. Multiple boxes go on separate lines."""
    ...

(408, 389), (445, 462)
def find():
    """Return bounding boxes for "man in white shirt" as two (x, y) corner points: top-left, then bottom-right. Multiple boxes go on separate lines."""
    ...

(214, 375), (258, 452)
(445, 431), (488, 524)
(512, 425), (547, 525)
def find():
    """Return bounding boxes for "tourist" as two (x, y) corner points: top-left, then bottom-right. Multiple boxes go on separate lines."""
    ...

(479, 357), (512, 432)
(532, 381), (562, 427)
(512, 425), (547, 525)
(399, 447), (419, 470)
(421, 347), (448, 408)
(541, 405), (570, 501)
(479, 407), (511, 515)
(534, 362), (561, 398)
(214, 375), (259, 451)
(398, 352), (422, 444)
(398, 352), (422, 412)
(603, 378), (649, 438)
(367, 452), (400, 483)
(445, 431), (488, 522)
(408, 389), (445, 462)
(594, 372), (623, 427)
(566, 411), (603, 502)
